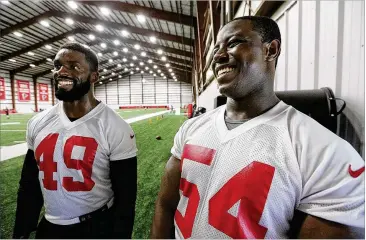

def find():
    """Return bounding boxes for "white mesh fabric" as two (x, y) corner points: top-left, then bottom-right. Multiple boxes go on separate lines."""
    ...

(172, 101), (364, 238)
(28, 102), (137, 224)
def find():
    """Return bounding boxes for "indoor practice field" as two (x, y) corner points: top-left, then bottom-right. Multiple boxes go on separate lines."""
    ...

(0, 109), (187, 239)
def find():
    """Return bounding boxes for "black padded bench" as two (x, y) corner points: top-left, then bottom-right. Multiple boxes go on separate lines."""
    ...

(214, 87), (345, 134)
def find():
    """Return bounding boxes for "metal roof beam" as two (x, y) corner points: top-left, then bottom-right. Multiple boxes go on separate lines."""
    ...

(1, 29), (83, 62)
(52, 11), (193, 46)
(82, 1), (197, 27)
(0, 11), (54, 37)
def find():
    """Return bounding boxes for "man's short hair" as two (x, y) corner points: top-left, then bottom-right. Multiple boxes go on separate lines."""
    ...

(59, 42), (99, 72)
(229, 16), (281, 67)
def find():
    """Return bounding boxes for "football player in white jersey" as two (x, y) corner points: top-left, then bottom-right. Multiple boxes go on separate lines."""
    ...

(151, 16), (365, 239)
(13, 42), (138, 238)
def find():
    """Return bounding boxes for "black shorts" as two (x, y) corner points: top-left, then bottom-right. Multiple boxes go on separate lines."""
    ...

(35, 207), (114, 239)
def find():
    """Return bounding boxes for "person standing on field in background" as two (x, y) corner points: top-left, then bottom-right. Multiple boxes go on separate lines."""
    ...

(150, 16), (364, 239)
(13, 42), (138, 239)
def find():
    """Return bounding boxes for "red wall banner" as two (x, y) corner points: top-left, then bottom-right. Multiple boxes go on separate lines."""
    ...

(17, 80), (31, 101)
(38, 83), (49, 101)
(0, 77), (5, 100)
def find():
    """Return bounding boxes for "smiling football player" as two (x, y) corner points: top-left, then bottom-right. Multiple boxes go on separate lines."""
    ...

(151, 16), (364, 239)
(13, 42), (138, 239)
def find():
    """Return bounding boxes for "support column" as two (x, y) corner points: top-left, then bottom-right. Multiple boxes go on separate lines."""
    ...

(51, 78), (55, 105)
(33, 77), (38, 112)
(10, 73), (15, 110)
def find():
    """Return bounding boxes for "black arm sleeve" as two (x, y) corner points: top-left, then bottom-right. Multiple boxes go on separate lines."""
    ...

(13, 149), (44, 239)
(110, 156), (137, 239)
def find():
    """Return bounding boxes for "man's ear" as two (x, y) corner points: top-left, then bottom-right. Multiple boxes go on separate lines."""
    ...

(264, 39), (281, 63)
(90, 71), (99, 84)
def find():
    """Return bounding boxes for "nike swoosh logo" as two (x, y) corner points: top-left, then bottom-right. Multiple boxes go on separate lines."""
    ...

(130, 134), (135, 139)
(348, 164), (365, 178)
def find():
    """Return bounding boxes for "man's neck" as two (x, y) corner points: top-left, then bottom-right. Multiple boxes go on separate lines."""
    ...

(62, 94), (99, 119)
(225, 91), (280, 121)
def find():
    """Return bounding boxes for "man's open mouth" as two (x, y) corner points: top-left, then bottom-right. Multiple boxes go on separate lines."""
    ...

(57, 80), (73, 87)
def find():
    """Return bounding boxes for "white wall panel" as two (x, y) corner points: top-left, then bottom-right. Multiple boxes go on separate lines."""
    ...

(95, 75), (192, 107)
(300, 1), (316, 90)
(286, 2), (299, 90)
(317, 1), (339, 91)
(37, 77), (53, 110)
(198, 79), (220, 111)
(14, 75), (34, 113)
(274, 14), (287, 91)
(0, 70), (13, 109)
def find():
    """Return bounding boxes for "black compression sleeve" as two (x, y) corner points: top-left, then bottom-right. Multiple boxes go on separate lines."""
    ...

(110, 156), (137, 238)
(13, 149), (44, 239)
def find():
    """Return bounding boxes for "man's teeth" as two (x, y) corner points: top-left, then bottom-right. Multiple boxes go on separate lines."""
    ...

(218, 67), (234, 76)
(58, 81), (73, 87)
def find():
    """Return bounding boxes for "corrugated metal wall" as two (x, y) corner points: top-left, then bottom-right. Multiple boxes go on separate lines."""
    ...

(95, 75), (192, 108)
(273, 1), (365, 156)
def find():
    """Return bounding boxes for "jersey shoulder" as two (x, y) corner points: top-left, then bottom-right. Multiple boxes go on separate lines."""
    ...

(98, 105), (132, 129)
(180, 105), (223, 134)
(274, 104), (360, 163)
(28, 104), (60, 135)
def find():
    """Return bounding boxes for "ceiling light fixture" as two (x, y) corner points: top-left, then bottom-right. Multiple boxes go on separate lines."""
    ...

(45, 44), (52, 49)
(100, 7), (110, 15)
(121, 30), (129, 37)
(97, 53), (103, 57)
(100, 42), (107, 48)
(40, 20), (49, 27)
(96, 24), (104, 32)
(161, 56), (167, 61)
(137, 14), (146, 23)
(157, 49), (163, 55)
(113, 39), (120, 45)
(150, 36), (156, 43)
(123, 48), (128, 53)
(30, 64), (36, 67)
(65, 18), (74, 25)
(88, 34), (95, 40)
(67, 1), (77, 9)
(134, 44), (140, 50)
(113, 51), (118, 56)
(68, 36), (75, 41)
(13, 31), (22, 37)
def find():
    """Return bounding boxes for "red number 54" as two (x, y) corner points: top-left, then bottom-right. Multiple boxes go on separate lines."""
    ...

(175, 144), (275, 239)
(35, 133), (98, 192)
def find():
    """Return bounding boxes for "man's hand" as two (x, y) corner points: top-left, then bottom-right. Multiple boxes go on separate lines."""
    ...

(150, 156), (181, 239)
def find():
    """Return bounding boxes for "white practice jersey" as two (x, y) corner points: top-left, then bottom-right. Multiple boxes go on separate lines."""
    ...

(27, 101), (137, 225)
(171, 101), (364, 239)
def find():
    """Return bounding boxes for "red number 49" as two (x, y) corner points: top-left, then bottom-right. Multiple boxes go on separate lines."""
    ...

(175, 144), (275, 239)
(35, 133), (98, 192)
